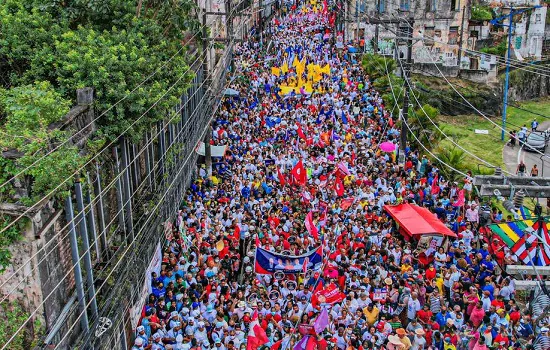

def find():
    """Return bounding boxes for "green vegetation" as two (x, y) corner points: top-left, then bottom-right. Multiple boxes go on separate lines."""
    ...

(480, 41), (507, 57)
(437, 98), (550, 172)
(0, 0), (199, 269)
(470, 5), (493, 22)
(363, 54), (550, 182)
(0, 301), (42, 349)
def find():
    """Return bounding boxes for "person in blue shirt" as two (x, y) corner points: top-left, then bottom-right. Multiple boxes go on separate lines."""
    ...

(517, 318), (533, 338)
(435, 306), (452, 328)
(481, 255), (495, 272)
(434, 202), (447, 220)
(241, 183), (251, 198)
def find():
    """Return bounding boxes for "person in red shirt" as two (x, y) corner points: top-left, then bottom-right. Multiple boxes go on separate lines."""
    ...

(316, 334), (328, 350)
(425, 264), (437, 281)
(508, 306), (521, 325)
(491, 295), (505, 310)
(493, 326), (509, 347)
(417, 304), (433, 325)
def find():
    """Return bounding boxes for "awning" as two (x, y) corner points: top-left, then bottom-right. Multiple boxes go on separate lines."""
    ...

(196, 142), (227, 157)
(383, 204), (457, 238)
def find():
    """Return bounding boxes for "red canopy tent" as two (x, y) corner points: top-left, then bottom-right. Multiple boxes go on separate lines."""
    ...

(383, 203), (457, 240)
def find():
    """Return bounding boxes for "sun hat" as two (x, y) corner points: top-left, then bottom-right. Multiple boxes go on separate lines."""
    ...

(396, 328), (406, 336)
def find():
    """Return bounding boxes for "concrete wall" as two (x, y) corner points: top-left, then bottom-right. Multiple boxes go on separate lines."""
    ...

(349, 0), (467, 66)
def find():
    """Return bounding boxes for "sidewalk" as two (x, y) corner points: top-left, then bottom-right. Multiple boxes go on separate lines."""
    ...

(502, 120), (550, 176)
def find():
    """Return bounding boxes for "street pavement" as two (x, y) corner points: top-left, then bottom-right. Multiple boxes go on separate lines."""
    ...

(503, 120), (550, 177)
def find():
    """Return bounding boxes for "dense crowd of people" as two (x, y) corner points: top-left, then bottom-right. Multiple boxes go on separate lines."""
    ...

(131, 3), (550, 350)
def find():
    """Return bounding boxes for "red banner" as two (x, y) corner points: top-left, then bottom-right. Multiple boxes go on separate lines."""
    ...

(314, 283), (345, 305)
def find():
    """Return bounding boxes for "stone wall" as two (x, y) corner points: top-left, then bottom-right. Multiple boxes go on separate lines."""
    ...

(507, 67), (550, 102)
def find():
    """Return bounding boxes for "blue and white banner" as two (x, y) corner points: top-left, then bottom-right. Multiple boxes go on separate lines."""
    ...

(254, 246), (323, 275)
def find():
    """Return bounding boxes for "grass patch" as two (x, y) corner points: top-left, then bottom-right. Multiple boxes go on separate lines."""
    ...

(437, 97), (550, 173)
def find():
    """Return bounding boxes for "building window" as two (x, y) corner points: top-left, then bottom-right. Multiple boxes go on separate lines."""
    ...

(536, 13), (542, 23)
(424, 26), (435, 45)
(470, 30), (479, 39)
(448, 26), (459, 45)
(400, 0), (410, 11)
(429, 0), (436, 12)
(515, 36), (522, 50)
(450, 0), (459, 11)
(379, 0), (386, 13)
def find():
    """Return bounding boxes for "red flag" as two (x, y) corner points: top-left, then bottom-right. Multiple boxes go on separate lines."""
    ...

(271, 340), (282, 350)
(247, 311), (268, 350)
(292, 160), (307, 186)
(277, 167), (286, 186)
(296, 123), (307, 140)
(305, 211), (319, 240)
(431, 174), (440, 195)
(302, 257), (309, 273)
(230, 224), (240, 241)
(322, 0), (328, 14)
(340, 197), (355, 210)
(334, 177), (345, 197)
(311, 280), (324, 308)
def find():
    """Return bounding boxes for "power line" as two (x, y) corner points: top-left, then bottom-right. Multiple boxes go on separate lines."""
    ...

(391, 42), (516, 176)
(0, 0), (250, 190)
(1, 17), (249, 348)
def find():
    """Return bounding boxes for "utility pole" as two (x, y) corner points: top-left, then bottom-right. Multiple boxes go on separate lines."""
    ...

(502, 7), (513, 141)
(225, 0), (234, 72)
(374, 0), (380, 54)
(490, 5), (542, 140)
(457, 2), (468, 72)
(355, 0), (359, 45)
(399, 18), (414, 166)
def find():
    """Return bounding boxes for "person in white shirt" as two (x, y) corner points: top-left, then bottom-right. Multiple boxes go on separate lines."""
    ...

(407, 292), (421, 322)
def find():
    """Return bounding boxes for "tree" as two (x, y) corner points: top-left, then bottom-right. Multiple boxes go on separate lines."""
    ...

(434, 145), (466, 183)
(0, 81), (86, 203)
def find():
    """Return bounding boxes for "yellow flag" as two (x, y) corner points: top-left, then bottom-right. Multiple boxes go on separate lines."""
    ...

(296, 58), (306, 76)
(271, 67), (281, 76)
(292, 55), (300, 68)
(312, 64), (323, 82)
(281, 62), (289, 74)
(321, 64), (331, 75)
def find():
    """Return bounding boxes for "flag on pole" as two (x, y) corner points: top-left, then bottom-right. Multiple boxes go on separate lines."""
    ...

(334, 177), (345, 197)
(314, 308), (329, 334)
(305, 211), (319, 240)
(246, 311), (269, 350)
(431, 174), (440, 195)
(277, 167), (286, 186)
(296, 123), (307, 140)
(453, 189), (465, 207)
(292, 160), (307, 186)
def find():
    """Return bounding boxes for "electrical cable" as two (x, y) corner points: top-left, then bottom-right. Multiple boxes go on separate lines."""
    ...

(389, 16), (550, 162)
(0, 0), (252, 231)
(391, 42), (516, 176)
(1, 16), (251, 348)
(362, 0), (550, 76)
(381, 39), (468, 177)
(0, 63), (216, 305)
(47, 61), (232, 350)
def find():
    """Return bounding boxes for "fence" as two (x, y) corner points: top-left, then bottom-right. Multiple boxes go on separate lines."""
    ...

(35, 44), (233, 349)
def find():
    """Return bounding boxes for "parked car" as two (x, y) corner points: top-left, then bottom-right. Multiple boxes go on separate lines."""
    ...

(525, 130), (549, 152)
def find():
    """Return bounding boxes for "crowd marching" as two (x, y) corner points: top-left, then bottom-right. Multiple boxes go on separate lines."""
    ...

(131, 2), (550, 350)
